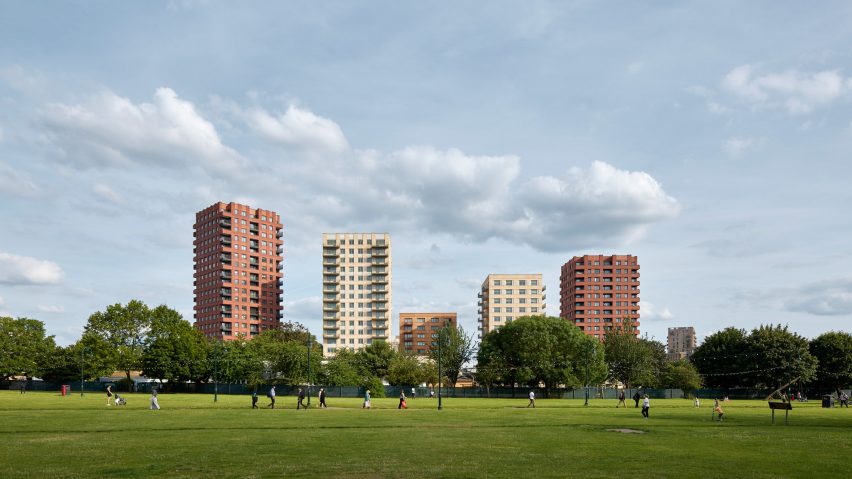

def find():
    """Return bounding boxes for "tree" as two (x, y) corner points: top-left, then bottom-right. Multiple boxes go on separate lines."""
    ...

(82, 300), (152, 383)
(659, 360), (703, 395)
(604, 322), (658, 388)
(744, 324), (817, 389)
(810, 331), (852, 393)
(690, 327), (749, 388)
(249, 328), (321, 385)
(387, 354), (427, 386)
(142, 306), (209, 384)
(0, 317), (56, 380)
(475, 316), (604, 396)
(320, 348), (366, 386)
(358, 340), (397, 379)
(430, 324), (476, 389)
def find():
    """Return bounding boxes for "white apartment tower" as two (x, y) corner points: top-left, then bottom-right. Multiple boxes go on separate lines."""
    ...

(477, 273), (546, 338)
(322, 233), (392, 355)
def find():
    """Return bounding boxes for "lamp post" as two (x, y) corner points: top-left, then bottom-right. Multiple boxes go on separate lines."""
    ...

(584, 342), (596, 407)
(307, 334), (312, 407)
(79, 347), (88, 397)
(437, 326), (443, 411)
(213, 342), (219, 403)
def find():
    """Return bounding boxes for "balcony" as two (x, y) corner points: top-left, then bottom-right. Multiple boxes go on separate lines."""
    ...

(277, 262), (284, 271)
(323, 249), (338, 257)
(477, 292), (483, 298)
(220, 254), (232, 264)
(372, 323), (388, 330)
(276, 229), (283, 239)
(220, 289), (232, 297)
(323, 275), (339, 284)
(323, 304), (340, 312)
(220, 236), (231, 246)
(371, 303), (388, 312)
(372, 276), (388, 284)
(277, 245), (284, 255)
(323, 286), (339, 292)
(220, 271), (232, 281)
(219, 219), (231, 229)
(371, 248), (388, 257)
(323, 258), (339, 266)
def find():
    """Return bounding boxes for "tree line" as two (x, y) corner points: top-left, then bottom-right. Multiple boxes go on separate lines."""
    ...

(2, 304), (851, 394)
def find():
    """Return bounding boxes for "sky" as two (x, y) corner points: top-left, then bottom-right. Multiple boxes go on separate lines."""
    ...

(1, 1), (852, 346)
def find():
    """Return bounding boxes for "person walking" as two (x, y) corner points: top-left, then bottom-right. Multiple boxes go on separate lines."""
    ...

(106, 385), (113, 406)
(411, 387), (416, 400)
(694, 396), (700, 408)
(318, 388), (327, 408)
(251, 390), (259, 409)
(632, 391), (641, 408)
(150, 388), (160, 410)
(398, 390), (407, 409)
(363, 389), (371, 409)
(641, 395), (650, 418)
(268, 386), (276, 409)
(527, 390), (536, 408)
(429, 388), (435, 399)
(297, 388), (307, 410)
(840, 392), (849, 408)
(616, 390), (626, 408)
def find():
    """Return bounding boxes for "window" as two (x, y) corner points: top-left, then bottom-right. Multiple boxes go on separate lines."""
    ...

(493, 280), (501, 286)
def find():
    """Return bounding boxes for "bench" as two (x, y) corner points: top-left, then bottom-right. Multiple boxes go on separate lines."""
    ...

(769, 401), (792, 425)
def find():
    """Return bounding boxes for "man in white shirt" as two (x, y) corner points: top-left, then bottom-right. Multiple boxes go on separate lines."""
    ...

(528, 390), (536, 408)
(641, 395), (650, 418)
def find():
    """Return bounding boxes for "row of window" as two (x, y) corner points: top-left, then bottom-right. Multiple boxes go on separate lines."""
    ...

(491, 279), (538, 286)
(489, 289), (540, 295)
(489, 306), (540, 317)
(490, 297), (539, 304)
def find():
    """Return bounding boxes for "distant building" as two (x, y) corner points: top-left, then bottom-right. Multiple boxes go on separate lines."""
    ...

(477, 274), (546, 338)
(667, 326), (697, 361)
(559, 254), (640, 339)
(193, 202), (283, 340)
(321, 233), (392, 355)
(399, 312), (457, 355)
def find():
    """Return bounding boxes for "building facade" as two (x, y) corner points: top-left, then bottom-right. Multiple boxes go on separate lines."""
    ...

(399, 312), (457, 355)
(667, 326), (697, 361)
(322, 233), (392, 355)
(559, 254), (640, 339)
(193, 202), (283, 340)
(477, 274), (546, 337)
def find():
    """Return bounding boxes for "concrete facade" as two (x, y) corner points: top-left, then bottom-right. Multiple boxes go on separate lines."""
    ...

(322, 233), (392, 355)
(399, 312), (457, 355)
(193, 202), (283, 340)
(559, 254), (640, 339)
(477, 274), (546, 338)
(667, 326), (697, 361)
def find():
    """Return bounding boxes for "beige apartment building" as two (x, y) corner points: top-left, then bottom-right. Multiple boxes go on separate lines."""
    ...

(477, 274), (546, 337)
(321, 233), (392, 355)
(667, 326), (697, 361)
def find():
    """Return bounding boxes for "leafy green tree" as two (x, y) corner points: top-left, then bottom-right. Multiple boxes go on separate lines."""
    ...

(213, 338), (264, 387)
(363, 376), (385, 398)
(430, 324), (476, 388)
(358, 340), (397, 379)
(659, 360), (703, 394)
(604, 322), (657, 388)
(142, 306), (209, 384)
(744, 324), (817, 389)
(690, 327), (749, 388)
(387, 353), (427, 386)
(810, 331), (852, 392)
(476, 316), (604, 396)
(249, 328), (321, 385)
(320, 348), (366, 386)
(0, 317), (56, 380)
(82, 300), (152, 383)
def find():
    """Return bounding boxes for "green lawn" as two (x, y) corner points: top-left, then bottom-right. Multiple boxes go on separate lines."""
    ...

(0, 391), (849, 478)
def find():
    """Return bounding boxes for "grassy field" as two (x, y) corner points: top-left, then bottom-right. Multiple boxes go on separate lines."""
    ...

(0, 391), (849, 478)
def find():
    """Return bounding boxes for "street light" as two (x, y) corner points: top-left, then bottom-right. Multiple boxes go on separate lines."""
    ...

(213, 342), (219, 403)
(306, 334), (312, 407)
(437, 322), (449, 411)
(79, 346), (89, 397)
(584, 341), (596, 407)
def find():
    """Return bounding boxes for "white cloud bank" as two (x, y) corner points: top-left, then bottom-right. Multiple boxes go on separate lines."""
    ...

(722, 65), (852, 114)
(0, 253), (63, 285)
(40, 87), (246, 174)
(37, 304), (65, 313)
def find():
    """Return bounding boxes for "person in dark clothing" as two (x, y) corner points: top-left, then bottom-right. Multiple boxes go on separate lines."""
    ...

(617, 390), (626, 408)
(632, 391), (641, 408)
(297, 388), (307, 410)
(318, 388), (327, 408)
(251, 390), (258, 409)
(399, 390), (407, 409)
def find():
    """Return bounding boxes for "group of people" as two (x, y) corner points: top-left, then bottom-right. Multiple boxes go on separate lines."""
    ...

(250, 386), (330, 410)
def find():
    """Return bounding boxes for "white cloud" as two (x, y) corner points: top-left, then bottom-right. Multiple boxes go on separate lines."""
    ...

(723, 136), (760, 157)
(92, 183), (124, 204)
(0, 162), (38, 197)
(37, 305), (65, 313)
(284, 296), (321, 320)
(722, 64), (852, 114)
(0, 295), (4, 305)
(0, 253), (63, 285)
(40, 87), (246, 175)
(686, 85), (731, 114)
(247, 104), (349, 154)
(627, 61), (644, 75)
(735, 278), (852, 316)
(641, 301), (674, 321)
